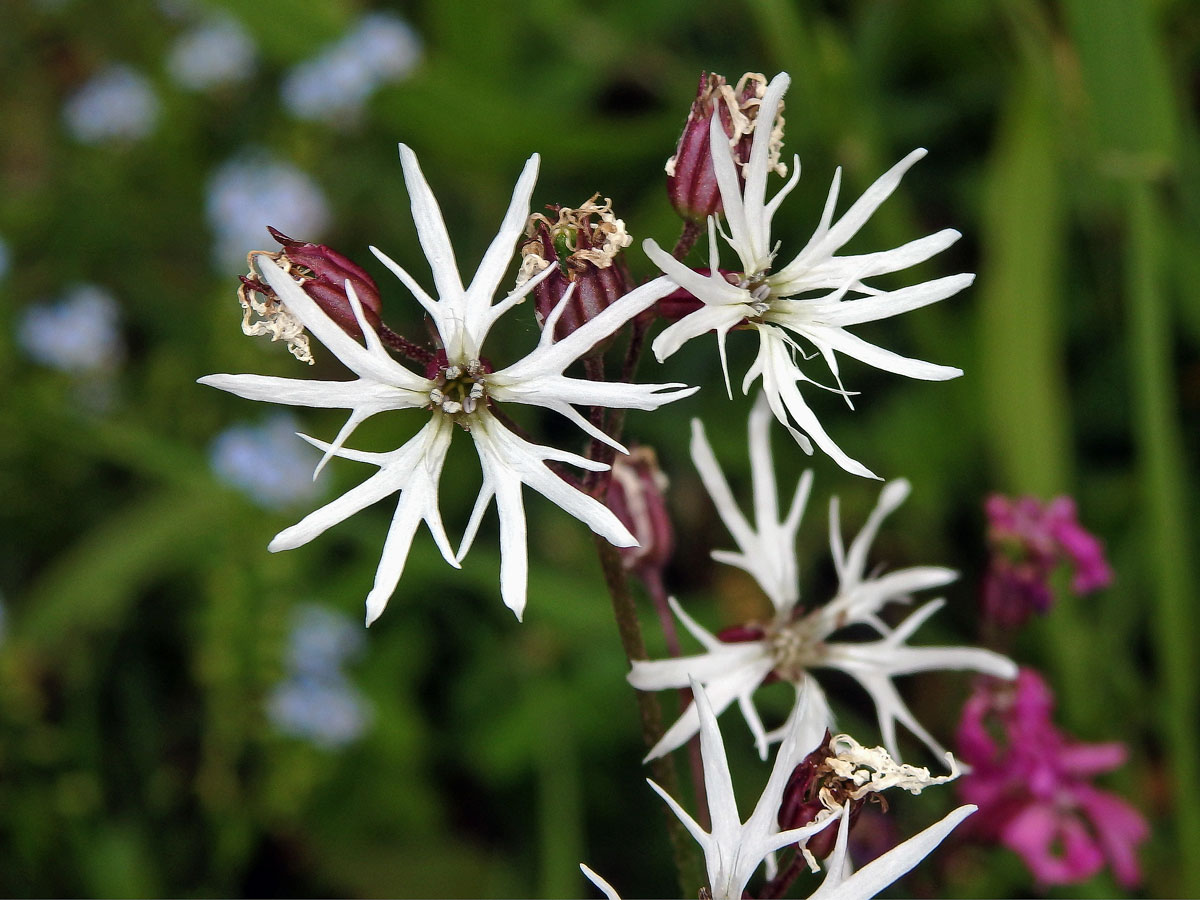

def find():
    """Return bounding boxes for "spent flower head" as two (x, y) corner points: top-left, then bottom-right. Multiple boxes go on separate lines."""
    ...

(666, 71), (785, 223)
(200, 144), (695, 624)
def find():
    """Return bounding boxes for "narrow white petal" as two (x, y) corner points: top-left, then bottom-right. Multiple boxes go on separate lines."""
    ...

(690, 418), (758, 555)
(807, 274), (974, 328)
(256, 257), (427, 389)
(842, 479), (911, 582)
(643, 238), (748, 306)
(692, 679), (743, 846)
(492, 462), (530, 621)
(798, 325), (963, 382)
(709, 110), (750, 267)
(807, 806), (975, 900)
(763, 153), (802, 235)
(652, 303), (751, 371)
(498, 275), (680, 379)
(398, 143), (466, 307)
(466, 153), (539, 323)
(755, 331), (878, 479)
(741, 73), (791, 264)
(646, 777), (710, 848)
(369, 244), (445, 329)
(198, 373), (426, 411)
(579, 864), (622, 900)
(269, 466), (404, 552)
(799, 149), (928, 266)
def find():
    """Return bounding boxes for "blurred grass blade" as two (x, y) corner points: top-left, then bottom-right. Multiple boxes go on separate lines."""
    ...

(977, 77), (1070, 494)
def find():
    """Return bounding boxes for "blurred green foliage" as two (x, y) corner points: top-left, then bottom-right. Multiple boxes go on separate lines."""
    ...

(1, 0), (1197, 896)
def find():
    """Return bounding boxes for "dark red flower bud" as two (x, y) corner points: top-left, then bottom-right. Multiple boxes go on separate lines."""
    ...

(236, 228), (385, 364)
(606, 446), (673, 576)
(517, 195), (633, 355)
(666, 72), (786, 224)
(265, 227), (383, 338)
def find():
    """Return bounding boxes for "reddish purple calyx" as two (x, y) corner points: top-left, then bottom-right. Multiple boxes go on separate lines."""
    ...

(605, 446), (673, 576)
(248, 227), (385, 341)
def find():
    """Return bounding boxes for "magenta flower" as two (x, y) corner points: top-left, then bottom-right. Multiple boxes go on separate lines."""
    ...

(983, 494), (1113, 627)
(956, 668), (1147, 888)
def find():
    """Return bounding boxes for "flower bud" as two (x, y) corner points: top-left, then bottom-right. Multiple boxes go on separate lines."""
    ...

(237, 228), (384, 363)
(517, 195), (633, 352)
(666, 71), (787, 223)
(605, 446), (672, 576)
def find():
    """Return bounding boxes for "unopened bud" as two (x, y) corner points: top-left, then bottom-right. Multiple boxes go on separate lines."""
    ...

(666, 72), (786, 223)
(605, 446), (672, 576)
(238, 228), (384, 363)
(517, 195), (633, 352)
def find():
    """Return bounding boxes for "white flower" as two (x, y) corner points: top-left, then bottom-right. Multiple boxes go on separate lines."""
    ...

(628, 396), (1015, 761)
(644, 72), (971, 479)
(200, 145), (694, 624)
(580, 679), (977, 900)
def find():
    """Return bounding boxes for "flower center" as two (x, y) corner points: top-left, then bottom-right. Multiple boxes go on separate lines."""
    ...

(768, 616), (827, 681)
(429, 358), (488, 423)
(737, 273), (773, 316)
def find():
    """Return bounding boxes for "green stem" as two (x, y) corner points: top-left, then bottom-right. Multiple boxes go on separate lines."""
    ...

(592, 537), (703, 895)
(1126, 182), (1200, 895)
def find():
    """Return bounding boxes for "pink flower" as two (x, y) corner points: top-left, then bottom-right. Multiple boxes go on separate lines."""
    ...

(982, 494), (1113, 627)
(956, 668), (1148, 888)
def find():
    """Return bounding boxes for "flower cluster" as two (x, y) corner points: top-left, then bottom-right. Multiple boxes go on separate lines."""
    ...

(195, 66), (1055, 898)
(957, 669), (1147, 887)
(982, 494), (1113, 627)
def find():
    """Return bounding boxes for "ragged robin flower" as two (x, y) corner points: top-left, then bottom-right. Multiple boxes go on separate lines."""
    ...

(627, 396), (1015, 762)
(646, 71), (971, 478)
(201, 144), (695, 624)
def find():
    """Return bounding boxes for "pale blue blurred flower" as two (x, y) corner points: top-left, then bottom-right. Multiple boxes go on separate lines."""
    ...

(267, 673), (372, 749)
(281, 11), (421, 124)
(0, 236), (9, 282)
(286, 603), (365, 678)
(209, 413), (323, 510)
(205, 154), (331, 268)
(168, 16), (256, 90)
(348, 12), (422, 82)
(62, 64), (160, 144)
(18, 284), (124, 373)
(281, 52), (375, 124)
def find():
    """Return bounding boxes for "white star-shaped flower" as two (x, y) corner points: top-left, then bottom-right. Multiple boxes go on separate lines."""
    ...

(200, 144), (695, 624)
(580, 679), (977, 900)
(628, 396), (1015, 761)
(644, 72), (971, 478)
